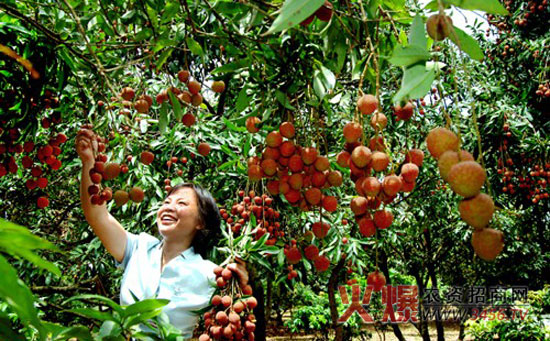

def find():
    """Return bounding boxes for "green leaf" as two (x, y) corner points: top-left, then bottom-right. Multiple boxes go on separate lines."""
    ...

(223, 118), (247, 133)
(155, 47), (174, 70)
(0, 311), (26, 341)
(235, 87), (250, 114)
(211, 59), (250, 75)
(275, 90), (296, 110)
(389, 45), (431, 66)
(168, 91), (183, 120)
(146, 6), (158, 31)
(448, 26), (484, 61)
(140, 119), (149, 134)
(123, 308), (165, 328)
(63, 294), (124, 316)
(185, 37), (204, 57)
(43, 322), (93, 341)
(0, 218), (60, 275)
(266, 0), (325, 34)
(313, 70), (326, 100)
(409, 15), (427, 50)
(65, 308), (116, 322)
(394, 64), (436, 103)
(97, 320), (123, 340)
(444, 0), (508, 15)
(159, 102), (168, 134)
(161, 1), (180, 22)
(0, 255), (45, 338)
(123, 298), (170, 317)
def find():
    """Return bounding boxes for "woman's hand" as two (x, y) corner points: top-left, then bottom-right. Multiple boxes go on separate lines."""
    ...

(227, 257), (249, 289)
(75, 128), (97, 165)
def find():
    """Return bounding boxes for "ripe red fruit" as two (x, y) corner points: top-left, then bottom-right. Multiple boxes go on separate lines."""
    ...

(279, 122), (295, 138)
(211, 80), (225, 93)
(322, 196), (337, 212)
(394, 102), (414, 121)
(187, 80), (201, 95)
(312, 221), (330, 239)
(134, 99), (150, 113)
(383, 175), (402, 196)
(141, 151), (155, 165)
(37, 196), (49, 209)
(401, 163), (419, 183)
(304, 244), (320, 260)
(405, 149), (424, 167)
(37, 177), (48, 188)
(90, 173), (102, 184)
(129, 187), (145, 202)
(247, 297), (258, 309)
(266, 131), (283, 148)
(181, 113), (196, 127)
(357, 94), (378, 115)
(197, 143), (211, 156)
(367, 271), (386, 291)
(221, 295), (232, 307)
(315, 0), (333, 21)
(248, 165), (263, 182)
(358, 217), (376, 237)
(246, 116), (261, 133)
(286, 246), (302, 264)
(314, 255), (330, 272)
(343, 122), (363, 143)
(374, 210), (393, 229)
(350, 196), (368, 216)
(351, 146), (372, 168)
(177, 70), (190, 83)
(103, 163), (121, 180)
(121, 87), (135, 101)
(23, 141), (35, 153)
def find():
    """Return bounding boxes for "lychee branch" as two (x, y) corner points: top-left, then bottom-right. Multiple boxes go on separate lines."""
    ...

(59, 0), (117, 97)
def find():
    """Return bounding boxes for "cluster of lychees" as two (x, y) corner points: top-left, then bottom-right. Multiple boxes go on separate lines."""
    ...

(198, 265), (256, 341)
(0, 103), (67, 209)
(83, 127), (143, 207)
(246, 121), (343, 213)
(220, 190), (282, 244)
(339, 95), (422, 236)
(426, 127), (503, 261)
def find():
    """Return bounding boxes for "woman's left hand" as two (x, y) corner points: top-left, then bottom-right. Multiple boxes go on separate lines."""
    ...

(227, 257), (249, 288)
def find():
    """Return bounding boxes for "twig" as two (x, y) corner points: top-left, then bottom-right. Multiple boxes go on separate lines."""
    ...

(60, 0), (117, 96)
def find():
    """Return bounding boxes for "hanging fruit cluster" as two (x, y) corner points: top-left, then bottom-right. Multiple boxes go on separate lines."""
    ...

(497, 120), (549, 204)
(425, 127), (503, 261)
(339, 94), (422, 237)
(220, 190), (282, 244)
(0, 100), (67, 209)
(247, 121), (343, 213)
(198, 265), (256, 341)
(82, 126), (143, 207)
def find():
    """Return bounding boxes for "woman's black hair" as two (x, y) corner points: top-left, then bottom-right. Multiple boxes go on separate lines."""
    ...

(166, 183), (221, 258)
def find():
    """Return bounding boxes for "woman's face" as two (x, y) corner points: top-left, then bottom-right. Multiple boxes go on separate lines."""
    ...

(156, 187), (202, 241)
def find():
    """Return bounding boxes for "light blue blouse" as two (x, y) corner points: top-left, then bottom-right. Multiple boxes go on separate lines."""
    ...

(116, 232), (217, 339)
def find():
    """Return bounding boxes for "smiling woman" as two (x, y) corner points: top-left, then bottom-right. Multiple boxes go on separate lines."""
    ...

(75, 128), (249, 339)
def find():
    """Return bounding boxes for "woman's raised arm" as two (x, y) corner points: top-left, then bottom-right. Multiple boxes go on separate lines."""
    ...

(76, 128), (127, 263)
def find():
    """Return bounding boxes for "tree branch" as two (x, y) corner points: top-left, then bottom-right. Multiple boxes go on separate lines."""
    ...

(0, 2), (94, 67)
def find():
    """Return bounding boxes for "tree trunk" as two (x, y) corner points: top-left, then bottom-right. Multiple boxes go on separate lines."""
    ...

(328, 258), (346, 341)
(410, 266), (430, 341)
(265, 276), (273, 324)
(249, 266), (266, 341)
(424, 231), (445, 341)
(379, 249), (406, 341)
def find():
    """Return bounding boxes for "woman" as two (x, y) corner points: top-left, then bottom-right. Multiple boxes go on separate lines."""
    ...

(75, 128), (248, 338)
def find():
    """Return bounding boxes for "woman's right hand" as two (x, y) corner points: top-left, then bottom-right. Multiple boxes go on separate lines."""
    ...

(75, 128), (97, 165)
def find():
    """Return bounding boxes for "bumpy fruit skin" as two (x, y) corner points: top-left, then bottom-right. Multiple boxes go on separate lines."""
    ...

(211, 80), (225, 93)
(447, 161), (486, 198)
(426, 14), (453, 41)
(426, 127), (459, 159)
(246, 116), (261, 133)
(394, 102), (414, 121)
(367, 271), (386, 291)
(197, 143), (211, 156)
(405, 148), (424, 167)
(438, 150), (474, 181)
(103, 163), (121, 181)
(129, 187), (145, 202)
(140, 151), (155, 165)
(471, 228), (504, 261)
(37, 196), (49, 209)
(314, 255), (330, 272)
(343, 122), (363, 143)
(459, 193), (494, 229)
(279, 122), (295, 138)
(177, 70), (190, 83)
(187, 80), (201, 95)
(357, 94), (378, 115)
(113, 190), (129, 206)
(315, 0), (333, 22)
(181, 113), (196, 127)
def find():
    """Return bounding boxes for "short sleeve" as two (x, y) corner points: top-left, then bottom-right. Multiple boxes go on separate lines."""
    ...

(115, 231), (139, 269)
